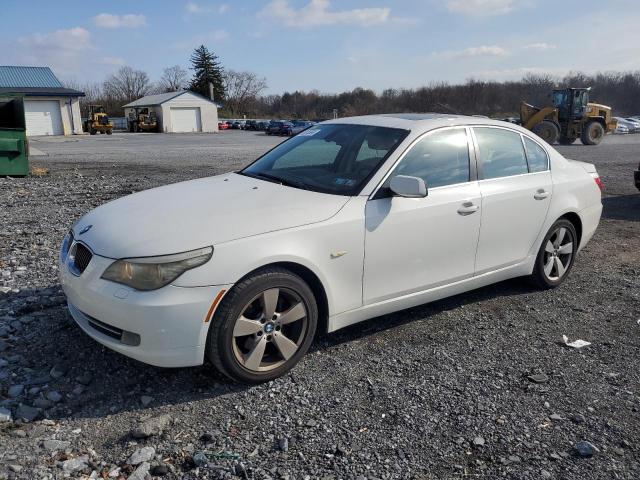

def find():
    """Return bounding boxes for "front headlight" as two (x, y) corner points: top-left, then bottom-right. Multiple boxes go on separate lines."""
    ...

(101, 246), (213, 291)
(60, 231), (74, 262)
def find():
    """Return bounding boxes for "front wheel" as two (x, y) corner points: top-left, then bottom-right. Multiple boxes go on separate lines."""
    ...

(581, 121), (605, 145)
(532, 120), (560, 144)
(530, 219), (577, 289)
(206, 268), (318, 383)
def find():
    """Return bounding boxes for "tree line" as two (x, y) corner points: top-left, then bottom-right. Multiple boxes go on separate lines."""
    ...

(66, 45), (640, 120)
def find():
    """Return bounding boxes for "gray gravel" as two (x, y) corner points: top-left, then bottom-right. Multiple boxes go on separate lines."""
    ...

(0, 130), (639, 479)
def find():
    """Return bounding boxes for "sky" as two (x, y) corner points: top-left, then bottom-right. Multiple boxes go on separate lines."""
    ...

(2, 0), (640, 94)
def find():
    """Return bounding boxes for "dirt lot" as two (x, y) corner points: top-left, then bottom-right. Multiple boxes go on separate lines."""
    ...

(0, 130), (639, 479)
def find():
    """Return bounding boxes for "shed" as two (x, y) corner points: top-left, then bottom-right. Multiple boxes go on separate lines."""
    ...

(0, 66), (84, 136)
(123, 91), (219, 133)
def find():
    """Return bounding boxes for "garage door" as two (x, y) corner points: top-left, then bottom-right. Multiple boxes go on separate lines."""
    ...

(170, 107), (201, 133)
(25, 100), (63, 136)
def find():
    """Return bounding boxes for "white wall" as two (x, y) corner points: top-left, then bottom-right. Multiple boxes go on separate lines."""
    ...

(161, 92), (219, 133)
(26, 96), (83, 135)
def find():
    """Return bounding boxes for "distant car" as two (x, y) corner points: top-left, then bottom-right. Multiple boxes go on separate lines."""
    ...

(635, 162), (640, 190)
(256, 121), (269, 131)
(614, 117), (639, 133)
(278, 121), (295, 136)
(244, 120), (258, 131)
(266, 121), (285, 135)
(218, 122), (229, 130)
(625, 118), (640, 132)
(614, 123), (629, 134)
(289, 120), (316, 136)
(225, 121), (233, 129)
(231, 121), (243, 130)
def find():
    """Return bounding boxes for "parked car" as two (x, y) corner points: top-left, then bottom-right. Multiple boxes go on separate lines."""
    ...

(625, 118), (640, 132)
(59, 114), (603, 383)
(614, 123), (629, 134)
(244, 120), (258, 131)
(278, 121), (295, 136)
(256, 121), (269, 131)
(635, 161), (640, 191)
(614, 117), (639, 133)
(231, 121), (244, 130)
(225, 121), (233, 129)
(218, 122), (229, 130)
(266, 120), (285, 135)
(289, 120), (316, 136)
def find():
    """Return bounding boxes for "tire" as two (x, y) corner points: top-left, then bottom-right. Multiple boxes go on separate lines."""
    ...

(559, 136), (576, 145)
(206, 267), (318, 383)
(581, 121), (605, 145)
(106, 129), (112, 135)
(532, 120), (560, 144)
(89, 129), (96, 135)
(530, 219), (577, 289)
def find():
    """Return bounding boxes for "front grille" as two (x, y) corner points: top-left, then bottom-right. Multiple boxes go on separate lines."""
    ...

(73, 243), (93, 274)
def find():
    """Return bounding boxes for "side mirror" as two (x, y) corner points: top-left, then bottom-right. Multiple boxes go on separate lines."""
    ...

(389, 175), (427, 198)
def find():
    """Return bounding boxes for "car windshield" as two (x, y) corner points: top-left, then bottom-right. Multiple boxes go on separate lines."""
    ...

(241, 124), (409, 196)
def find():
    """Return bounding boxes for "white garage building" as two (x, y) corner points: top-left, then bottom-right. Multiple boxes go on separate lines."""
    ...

(123, 91), (219, 133)
(0, 66), (84, 136)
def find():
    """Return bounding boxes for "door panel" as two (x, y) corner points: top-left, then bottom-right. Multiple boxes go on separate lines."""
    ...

(25, 100), (63, 136)
(363, 182), (482, 304)
(170, 107), (201, 132)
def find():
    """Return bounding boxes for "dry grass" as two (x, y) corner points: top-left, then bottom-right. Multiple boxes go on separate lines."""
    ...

(30, 166), (50, 177)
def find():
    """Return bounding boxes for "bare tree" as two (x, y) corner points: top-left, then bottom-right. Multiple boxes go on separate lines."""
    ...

(223, 70), (267, 116)
(159, 65), (188, 93)
(103, 66), (153, 104)
(62, 79), (103, 116)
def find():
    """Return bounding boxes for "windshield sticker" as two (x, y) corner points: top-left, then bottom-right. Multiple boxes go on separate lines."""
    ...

(334, 178), (356, 186)
(298, 129), (321, 137)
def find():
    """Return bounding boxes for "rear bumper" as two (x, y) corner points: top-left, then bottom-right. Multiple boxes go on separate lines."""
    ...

(634, 169), (640, 191)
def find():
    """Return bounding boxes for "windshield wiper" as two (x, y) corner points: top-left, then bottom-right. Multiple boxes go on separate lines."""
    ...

(247, 171), (311, 191)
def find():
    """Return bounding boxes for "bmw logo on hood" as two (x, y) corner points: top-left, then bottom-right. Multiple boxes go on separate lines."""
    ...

(79, 225), (93, 235)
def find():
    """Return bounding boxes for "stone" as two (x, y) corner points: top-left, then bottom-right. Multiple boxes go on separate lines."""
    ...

(151, 464), (169, 476)
(574, 441), (599, 458)
(131, 414), (172, 439)
(128, 446), (155, 465)
(128, 462), (150, 480)
(140, 396), (153, 407)
(61, 455), (89, 474)
(549, 413), (563, 421)
(572, 414), (586, 424)
(76, 373), (93, 385)
(50, 364), (68, 379)
(43, 439), (71, 452)
(8, 384), (24, 398)
(193, 452), (208, 467)
(541, 470), (552, 479)
(16, 404), (40, 422)
(46, 391), (63, 403)
(0, 407), (12, 422)
(278, 437), (289, 451)
(527, 374), (549, 384)
(0, 340), (7, 353)
(33, 397), (52, 409)
(473, 436), (485, 447)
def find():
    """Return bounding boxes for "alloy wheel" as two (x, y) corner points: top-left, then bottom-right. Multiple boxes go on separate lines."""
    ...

(543, 226), (574, 281)
(231, 288), (308, 372)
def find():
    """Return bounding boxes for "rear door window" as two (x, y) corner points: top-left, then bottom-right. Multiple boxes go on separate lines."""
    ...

(523, 136), (550, 173)
(474, 127), (529, 180)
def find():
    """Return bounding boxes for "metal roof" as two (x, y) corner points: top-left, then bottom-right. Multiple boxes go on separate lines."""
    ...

(0, 87), (84, 97)
(0, 66), (63, 88)
(123, 90), (220, 108)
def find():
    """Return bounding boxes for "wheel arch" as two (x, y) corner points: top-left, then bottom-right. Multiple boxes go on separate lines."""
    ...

(235, 261), (330, 335)
(558, 211), (583, 247)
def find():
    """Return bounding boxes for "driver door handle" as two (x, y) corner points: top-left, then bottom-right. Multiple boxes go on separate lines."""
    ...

(534, 189), (550, 200)
(457, 201), (479, 216)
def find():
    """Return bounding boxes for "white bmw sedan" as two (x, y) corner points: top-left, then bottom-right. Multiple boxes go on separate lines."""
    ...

(60, 114), (603, 383)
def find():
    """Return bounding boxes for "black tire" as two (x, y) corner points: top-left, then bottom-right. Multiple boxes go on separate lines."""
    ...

(559, 136), (576, 145)
(581, 121), (605, 145)
(530, 219), (577, 289)
(89, 129), (96, 135)
(206, 267), (318, 383)
(532, 120), (560, 144)
(106, 129), (112, 135)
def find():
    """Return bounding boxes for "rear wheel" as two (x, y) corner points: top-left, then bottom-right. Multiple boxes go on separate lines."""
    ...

(581, 121), (605, 145)
(530, 219), (577, 289)
(89, 129), (96, 135)
(206, 268), (318, 383)
(532, 120), (560, 144)
(106, 129), (112, 135)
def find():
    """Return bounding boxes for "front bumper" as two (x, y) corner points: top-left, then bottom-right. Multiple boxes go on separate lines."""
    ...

(634, 169), (640, 191)
(60, 247), (231, 368)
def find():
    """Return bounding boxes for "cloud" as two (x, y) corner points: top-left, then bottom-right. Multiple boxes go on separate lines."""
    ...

(100, 56), (125, 66)
(16, 27), (93, 75)
(92, 13), (147, 28)
(522, 42), (557, 51)
(259, 0), (390, 27)
(219, 4), (230, 14)
(446, 0), (516, 16)
(435, 45), (509, 59)
(211, 29), (229, 41)
(185, 3), (230, 15)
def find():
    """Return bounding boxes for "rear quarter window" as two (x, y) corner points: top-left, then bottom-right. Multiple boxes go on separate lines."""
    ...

(523, 136), (550, 172)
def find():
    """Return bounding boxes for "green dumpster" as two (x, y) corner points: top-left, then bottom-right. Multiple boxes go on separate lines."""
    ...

(0, 95), (28, 176)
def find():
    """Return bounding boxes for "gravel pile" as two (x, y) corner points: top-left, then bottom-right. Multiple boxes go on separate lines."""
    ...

(0, 132), (639, 479)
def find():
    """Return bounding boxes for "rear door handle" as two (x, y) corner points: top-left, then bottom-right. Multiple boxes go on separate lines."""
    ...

(534, 189), (550, 200)
(457, 201), (479, 215)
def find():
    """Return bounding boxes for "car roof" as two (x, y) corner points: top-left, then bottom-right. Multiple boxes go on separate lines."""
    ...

(323, 113), (520, 131)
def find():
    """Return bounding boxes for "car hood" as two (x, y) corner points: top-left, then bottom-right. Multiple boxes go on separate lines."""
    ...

(73, 172), (350, 258)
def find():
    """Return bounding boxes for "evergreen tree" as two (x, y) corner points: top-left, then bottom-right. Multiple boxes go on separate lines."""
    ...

(189, 45), (225, 101)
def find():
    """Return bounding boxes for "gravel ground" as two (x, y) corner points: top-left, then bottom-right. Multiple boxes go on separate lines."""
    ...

(0, 131), (639, 479)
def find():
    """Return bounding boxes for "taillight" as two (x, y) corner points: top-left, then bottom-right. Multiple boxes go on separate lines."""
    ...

(593, 175), (604, 192)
